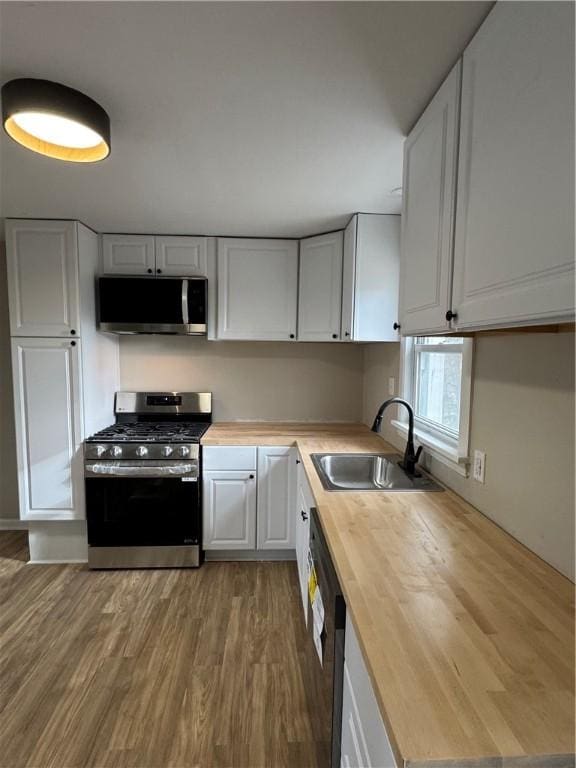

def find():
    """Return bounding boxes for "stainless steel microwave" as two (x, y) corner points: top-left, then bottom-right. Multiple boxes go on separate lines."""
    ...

(97, 276), (207, 335)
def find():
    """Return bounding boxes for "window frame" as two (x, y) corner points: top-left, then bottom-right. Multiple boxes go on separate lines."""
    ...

(395, 335), (474, 475)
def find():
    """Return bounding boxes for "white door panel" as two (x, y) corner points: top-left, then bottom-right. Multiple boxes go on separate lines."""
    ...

(257, 446), (296, 549)
(155, 236), (208, 276)
(6, 220), (80, 337)
(11, 338), (84, 520)
(102, 234), (155, 275)
(298, 232), (343, 341)
(203, 470), (256, 549)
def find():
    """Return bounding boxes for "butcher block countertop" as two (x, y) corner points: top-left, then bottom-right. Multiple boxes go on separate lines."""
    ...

(202, 423), (575, 768)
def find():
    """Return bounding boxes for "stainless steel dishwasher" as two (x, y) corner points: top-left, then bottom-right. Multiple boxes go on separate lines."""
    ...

(308, 507), (346, 768)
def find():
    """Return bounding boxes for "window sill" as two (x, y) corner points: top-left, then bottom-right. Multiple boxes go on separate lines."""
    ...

(391, 419), (470, 478)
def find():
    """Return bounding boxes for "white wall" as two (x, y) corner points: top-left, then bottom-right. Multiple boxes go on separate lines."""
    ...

(120, 336), (364, 422)
(0, 246), (19, 521)
(363, 333), (576, 581)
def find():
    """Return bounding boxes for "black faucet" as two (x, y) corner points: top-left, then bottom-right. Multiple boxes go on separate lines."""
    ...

(371, 397), (423, 477)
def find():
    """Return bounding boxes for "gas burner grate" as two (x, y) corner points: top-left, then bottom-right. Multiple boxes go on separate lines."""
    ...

(86, 421), (210, 443)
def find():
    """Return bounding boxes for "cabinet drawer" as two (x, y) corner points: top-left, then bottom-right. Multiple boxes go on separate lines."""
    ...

(202, 446), (257, 471)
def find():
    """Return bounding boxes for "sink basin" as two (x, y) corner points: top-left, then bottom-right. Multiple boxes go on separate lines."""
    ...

(311, 453), (443, 492)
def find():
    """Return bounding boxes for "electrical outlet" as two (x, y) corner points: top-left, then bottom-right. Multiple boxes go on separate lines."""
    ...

(473, 450), (486, 483)
(388, 377), (395, 395)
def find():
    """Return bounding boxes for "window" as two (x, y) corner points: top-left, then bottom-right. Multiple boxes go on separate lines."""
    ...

(397, 336), (473, 473)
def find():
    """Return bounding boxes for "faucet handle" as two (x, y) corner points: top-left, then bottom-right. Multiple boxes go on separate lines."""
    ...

(415, 445), (423, 464)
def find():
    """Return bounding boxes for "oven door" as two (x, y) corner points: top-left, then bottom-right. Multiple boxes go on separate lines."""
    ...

(85, 463), (200, 548)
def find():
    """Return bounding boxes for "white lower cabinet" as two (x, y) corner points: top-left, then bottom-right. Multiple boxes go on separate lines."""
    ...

(295, 458), (313, 621)
(341, 614), (397, 768)
(203, 471), (257, 549)
(202, 445), (297, 552)
(257, 446), (296, 549)
(11, 338), (84, 520)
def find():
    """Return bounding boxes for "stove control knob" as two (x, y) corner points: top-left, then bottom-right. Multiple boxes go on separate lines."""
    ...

(178, 446), (190, 458)
(111, 445), (122, 458)
(161, 446), (173, 457)
(94, 445), (106, 458)
(136, 446), (148, 458)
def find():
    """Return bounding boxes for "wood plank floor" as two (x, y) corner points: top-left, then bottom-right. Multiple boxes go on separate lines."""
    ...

(0, 533), (329, 768)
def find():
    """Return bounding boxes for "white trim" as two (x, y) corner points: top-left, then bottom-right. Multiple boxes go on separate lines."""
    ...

(28, 559), (88, 565)
(0, 519), (28, 530)
(205, 549), (296, 561)
(399, 335), (473, 475)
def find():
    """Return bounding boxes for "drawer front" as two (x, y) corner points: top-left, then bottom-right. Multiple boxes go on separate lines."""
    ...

(202, 446), (257, 471)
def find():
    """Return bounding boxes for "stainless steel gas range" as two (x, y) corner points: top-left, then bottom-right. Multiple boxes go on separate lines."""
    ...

(84, 391), (211, 569)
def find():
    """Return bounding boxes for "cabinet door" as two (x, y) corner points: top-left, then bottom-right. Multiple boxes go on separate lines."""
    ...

(452, 3), (575, 330)
(399, 62), (461, 336)
(341, 216), (357, 342)
(257, 446), (296, 550)
(155, 236), (208, 277)
(298, 232), (343, 341)
(203, 470), (256, 549)
(102, 234), (155, 275)
(217, 239), (298, 340)
(354, 215), (400, 342)
(6, 220), (80, 337)
(295, 483), (311, 622)
(11, 338), (84, 520)
(342, 614), (398, 767)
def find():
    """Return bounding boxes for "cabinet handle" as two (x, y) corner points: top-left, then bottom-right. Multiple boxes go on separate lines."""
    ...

(157, 269), (162, 274)
(345, 331), (350, 337)
(332, 333), (338, 339)
(301, 510), (308, 521)
(147, 268), (153, 274)
(296, 459), (301, 464)
(393, 322), (400, 331)
(445, 310), (457, 322)
(70, 341), (76, 347)
(249, 474), (255, 479)
(70, 329), (76, 335)
(289, 334), (295, 339)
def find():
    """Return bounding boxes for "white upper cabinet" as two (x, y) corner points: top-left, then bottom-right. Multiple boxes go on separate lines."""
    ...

(154, 236), (208, 276)
(298, 232), (343, 341)
(102, 234), (155, 275)
(451, 3), (575, 330)
(398, 62), (461, 336)
(11, 338), (84, 520)
(342, 214), (400, 342)
(216, 238), (298, 340)
(102, 234), (210, 276)
(257, 446), (296, 549)
(6, 220), (81, 337)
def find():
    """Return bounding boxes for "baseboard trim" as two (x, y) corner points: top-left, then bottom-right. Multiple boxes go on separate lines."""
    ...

(28, 559), (88, 565)
(0, 519), (28, 530)
(205, 549), (296, 562)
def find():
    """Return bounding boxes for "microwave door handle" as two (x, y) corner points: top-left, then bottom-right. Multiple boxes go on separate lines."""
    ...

(181, 279), (189, 325)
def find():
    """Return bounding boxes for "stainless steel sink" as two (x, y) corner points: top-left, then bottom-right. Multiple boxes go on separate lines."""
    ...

(311, 453), (443, 492)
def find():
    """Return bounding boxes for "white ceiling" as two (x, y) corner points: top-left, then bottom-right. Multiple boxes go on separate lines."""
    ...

(0, 1), (492, 238)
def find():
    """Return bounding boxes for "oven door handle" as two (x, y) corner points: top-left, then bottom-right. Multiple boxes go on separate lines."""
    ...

(85, 462), (198, 479)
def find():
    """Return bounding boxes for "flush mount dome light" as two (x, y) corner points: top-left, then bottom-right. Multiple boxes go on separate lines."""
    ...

(2, 78), (110, 162)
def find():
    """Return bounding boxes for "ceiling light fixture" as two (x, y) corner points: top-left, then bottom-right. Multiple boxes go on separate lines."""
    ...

(1, 78), (110, 162)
